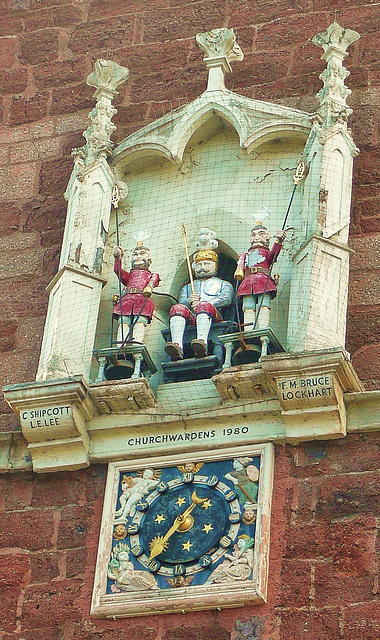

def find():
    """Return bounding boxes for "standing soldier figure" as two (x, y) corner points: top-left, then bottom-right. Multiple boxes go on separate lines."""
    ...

(112, 231), (160, 346)
(234, 223), (286, 331)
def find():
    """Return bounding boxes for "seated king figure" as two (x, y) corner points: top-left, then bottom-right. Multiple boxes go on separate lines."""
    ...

(165, 228), (234, 360)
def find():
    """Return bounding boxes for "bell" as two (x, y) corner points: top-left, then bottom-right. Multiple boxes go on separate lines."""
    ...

(233, 342), (261, 365)
(104, 355), (134, 380)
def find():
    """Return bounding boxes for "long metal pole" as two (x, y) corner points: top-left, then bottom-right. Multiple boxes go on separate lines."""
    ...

(252, 160), (306, 331)
(181, 223), (196, 295)
(111, 185), (124, 346)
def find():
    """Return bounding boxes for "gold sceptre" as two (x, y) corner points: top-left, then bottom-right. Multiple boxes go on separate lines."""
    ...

(181, 223), (196, 295)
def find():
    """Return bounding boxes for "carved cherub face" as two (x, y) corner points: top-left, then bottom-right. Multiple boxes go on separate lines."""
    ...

(242, 507), (256, 525)
(194, 259), (216, 279)
(113, 524), (127, 539)
(131, 247), (152, 270)
(143, 468), (154, 479)
(250, 227), (271, 249)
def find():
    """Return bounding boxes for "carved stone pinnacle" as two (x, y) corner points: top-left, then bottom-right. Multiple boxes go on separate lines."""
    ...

(312, 22), (360, 128)
(74, 59), (130, 167)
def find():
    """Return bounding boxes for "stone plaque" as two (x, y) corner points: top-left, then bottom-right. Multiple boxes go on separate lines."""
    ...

(91, 443), (274, 617)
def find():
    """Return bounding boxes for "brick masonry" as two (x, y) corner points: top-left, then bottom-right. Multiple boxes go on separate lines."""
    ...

(0, 1), (379, 637)
(0, 437), (378, 639)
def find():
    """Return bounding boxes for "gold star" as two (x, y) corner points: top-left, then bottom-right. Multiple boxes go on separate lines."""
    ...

(202, 523), (213, 534)
(182, 540), (193, 551)
(201, 499), (212, 510)
(176, 496), (186, 507)
(155, 514), (165, 524)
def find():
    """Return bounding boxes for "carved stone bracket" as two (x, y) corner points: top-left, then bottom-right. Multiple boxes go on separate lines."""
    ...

(212, 364), (277, 404)
(212, 348), (364, 441)
(3, 376), (158, 472)
(313, 22), (360, 128)
(260, 348), (364, 440)
(3, 376), (97, 472)
(73, 59), (130, 168)
(90, 378), (156, 414)
(196, 27), (243, 91)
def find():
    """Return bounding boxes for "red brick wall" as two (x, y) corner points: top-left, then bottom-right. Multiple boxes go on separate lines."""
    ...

(0, 435), (379, 639)
(0, 1), (379, 638)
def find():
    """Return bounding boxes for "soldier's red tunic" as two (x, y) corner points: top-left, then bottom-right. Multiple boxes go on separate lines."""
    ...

(112, 258), (160, 320)
(236, 241), (282, 298)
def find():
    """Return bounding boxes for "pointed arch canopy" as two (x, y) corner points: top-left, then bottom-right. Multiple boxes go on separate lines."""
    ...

(111, 90), (311, 173)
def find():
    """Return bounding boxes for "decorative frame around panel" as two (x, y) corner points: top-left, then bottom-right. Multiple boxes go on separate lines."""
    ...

(91, 443), (274, 617)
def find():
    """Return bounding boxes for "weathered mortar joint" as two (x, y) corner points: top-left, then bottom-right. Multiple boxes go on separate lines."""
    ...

(3, 375), (97, 473)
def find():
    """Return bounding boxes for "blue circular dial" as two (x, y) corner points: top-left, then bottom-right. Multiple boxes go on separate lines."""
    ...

(129, 475), (241, 576)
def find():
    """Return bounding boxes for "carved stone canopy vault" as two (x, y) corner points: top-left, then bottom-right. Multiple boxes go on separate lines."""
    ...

(112, 95), (311, 171)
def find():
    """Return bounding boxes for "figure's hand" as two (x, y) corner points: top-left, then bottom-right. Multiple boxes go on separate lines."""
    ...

(275, 231), (286, 243)
(189, 293), (201, 310)
(143, 286), (153, 298)
(234, 268), (244, 281)
(114, 246), (124, 258)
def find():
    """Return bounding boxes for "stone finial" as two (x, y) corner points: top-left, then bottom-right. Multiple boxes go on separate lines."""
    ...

(196, 27), (244, 91)
(73, 59), (130, 167)
(86, 59), (130, 97)
(313, 22), (360, 127)
(313, 21), (360, 55)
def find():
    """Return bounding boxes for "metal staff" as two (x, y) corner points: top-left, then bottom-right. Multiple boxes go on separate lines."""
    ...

(236, 482), (255, 503)
(111, 184), (124, 347)
(252, 160), (306, 331)
(181, 222), (196, 295)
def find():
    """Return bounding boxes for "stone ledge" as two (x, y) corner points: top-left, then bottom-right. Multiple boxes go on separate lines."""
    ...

(1, 351), (375, 473)
(260, 348), (364, 440)
(3, 375), (97, 472)
(0, 387), (379, 473)
(211, 348), (364, 441)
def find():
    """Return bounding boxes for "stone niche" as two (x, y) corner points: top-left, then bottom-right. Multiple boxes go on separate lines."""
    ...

(3, 24), (366, 474)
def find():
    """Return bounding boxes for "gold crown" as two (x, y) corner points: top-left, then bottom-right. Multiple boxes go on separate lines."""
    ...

(194, 249), (218, 264)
